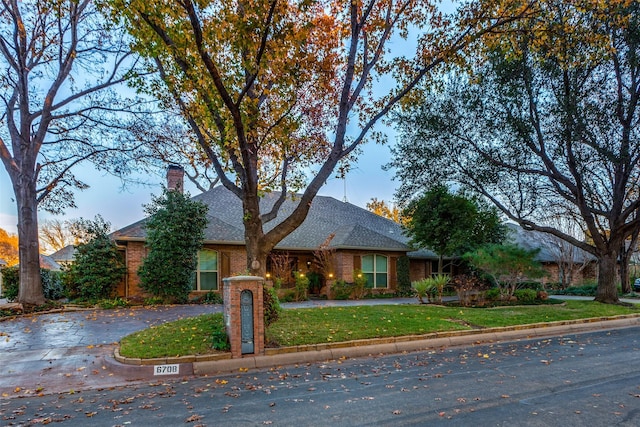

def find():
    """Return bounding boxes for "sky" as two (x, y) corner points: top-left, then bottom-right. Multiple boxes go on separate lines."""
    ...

(0, 141), (399, 236)
(0, 0), (456, 238)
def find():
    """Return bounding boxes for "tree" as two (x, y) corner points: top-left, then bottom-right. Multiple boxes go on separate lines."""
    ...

(138, 189), (208, 303)
(390, 1), (640, 303)
(464, 244), (544, 300)
(108, 0), (532, 277)
(39, 219), (89, 254)
(67, 216), (126, 300)
(0, 0), (150, 305)
(366, 198), (402, 223)
(0, 227), (18, 266)
(402, 185), (506, 274)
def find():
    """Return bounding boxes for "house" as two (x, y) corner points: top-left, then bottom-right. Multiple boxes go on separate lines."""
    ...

(49, 245), (76, 267)
(111, 167), (441, 299)
(111, 167), (595, 299)
(506, 223), (597, 286)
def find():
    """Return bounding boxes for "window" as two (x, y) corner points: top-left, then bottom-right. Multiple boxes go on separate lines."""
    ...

(192, 249), (218, 291)
(361, 254), (388, 288)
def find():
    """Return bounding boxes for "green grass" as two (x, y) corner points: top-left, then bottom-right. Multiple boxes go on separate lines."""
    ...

(119, 313), (226, 358)
(119, 300), (640, 358)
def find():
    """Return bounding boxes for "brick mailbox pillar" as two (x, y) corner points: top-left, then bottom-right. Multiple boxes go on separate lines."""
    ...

(223, 276), (265, 358)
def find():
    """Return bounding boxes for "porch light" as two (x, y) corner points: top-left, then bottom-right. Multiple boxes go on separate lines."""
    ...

(265, 273), (271, 279)
(328, 273), (334, 278)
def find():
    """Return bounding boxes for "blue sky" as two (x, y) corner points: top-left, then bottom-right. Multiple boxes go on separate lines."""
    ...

(0, 141), (398, 236)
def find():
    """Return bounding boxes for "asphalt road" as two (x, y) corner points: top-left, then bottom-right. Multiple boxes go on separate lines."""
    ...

(2, 326), (639, 426)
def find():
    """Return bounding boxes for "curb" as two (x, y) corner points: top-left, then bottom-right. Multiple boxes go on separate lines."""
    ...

(112, 314), (640, 377)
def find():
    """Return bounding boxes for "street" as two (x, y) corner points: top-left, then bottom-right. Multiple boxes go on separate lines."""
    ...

(2, 326), (640, 426)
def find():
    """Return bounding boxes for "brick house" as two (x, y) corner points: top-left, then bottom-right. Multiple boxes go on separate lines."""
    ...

(111, 168), (441, 299)
(506, 223), (598, 286)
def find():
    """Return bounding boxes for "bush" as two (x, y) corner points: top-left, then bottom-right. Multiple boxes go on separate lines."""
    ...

(41, 270), (65, 300)
(293, 272), (310, 301)
(412, 278), (436, 304)
(485, 288), (501, 301)
(263, 285), (281, 326)
(211, 329), (230, 351)
(1, 266), (19, 301)
(138, 189), (208, 303)
(514, 289), (538, 303)
(1, 266), (65, 302)
(98, 297), (129, 309)
(67, 217), (126, 301)
(450, 274), (489, 307)
(200, 291), (224, 305)
(554, 283), (598, 296)
(353, 269), (367, 299)
(396, 256), (412, 296)
(331, 280), (352, 300)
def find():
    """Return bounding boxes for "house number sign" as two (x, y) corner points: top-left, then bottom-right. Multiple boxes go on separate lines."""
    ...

(240, 290), (254, 354)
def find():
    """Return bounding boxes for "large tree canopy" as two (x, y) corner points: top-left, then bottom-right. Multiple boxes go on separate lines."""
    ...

(109, 0), (533, 276)
(0, 0), (150, 305)
(403, 185), (506, 274)
(389, 0), (640, 303)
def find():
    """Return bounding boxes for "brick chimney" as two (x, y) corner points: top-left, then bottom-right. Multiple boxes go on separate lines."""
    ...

(166, 164), (184, 193)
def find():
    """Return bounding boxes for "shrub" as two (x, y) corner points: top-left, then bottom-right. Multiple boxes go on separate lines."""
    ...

(41, 270), (65, 300)
(1, 266), (65, 302)
(263, 285), (281, 326)
(67, 216), (126, 301)
(211, 329), (230, 351)
(485, 288), (501, 301)
(138, 189), (208, 303)
(430, 274), (450, 303)
(412, 278), (435, 304)
(514, 289), (538, 303)
(1, 266), (19, 301)
(554, 283), (598, 296)
(450, 274), (488, 307)
(353, 269), (367, 299)
(98, 297), (129, 309)
(396, 256), (412, 297)
(200, 291), (224, 305)
(331, 280), (352, 300)
(293, 272), (310, 301)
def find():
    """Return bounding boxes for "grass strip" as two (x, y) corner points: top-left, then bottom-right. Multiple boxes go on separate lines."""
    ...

(119, 300), (640, 359)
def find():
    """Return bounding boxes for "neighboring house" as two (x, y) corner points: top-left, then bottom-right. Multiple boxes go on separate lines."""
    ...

(38, 254), (62, 271)
(506, 223), (597, 286)
(49, 245), (76, 268)
(111, 168), (441, 299)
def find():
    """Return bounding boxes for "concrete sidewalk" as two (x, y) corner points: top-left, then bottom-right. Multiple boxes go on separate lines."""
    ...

(1, 296), (639, 399)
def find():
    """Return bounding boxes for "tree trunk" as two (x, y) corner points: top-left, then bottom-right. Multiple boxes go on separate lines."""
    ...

(619, 257), (631, 294)
(15, 177), (45, 306)
(594, 252), (619, 304)
(242, 191), (269, 278)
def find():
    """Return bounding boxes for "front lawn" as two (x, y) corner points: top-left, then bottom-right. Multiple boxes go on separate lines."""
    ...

(118, 300), (640, 358)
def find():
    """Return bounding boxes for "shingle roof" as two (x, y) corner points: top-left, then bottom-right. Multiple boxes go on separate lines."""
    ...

(505, 223), (595, 263)
(49, 245), (76, 262)
(113, 185), (414, 252)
